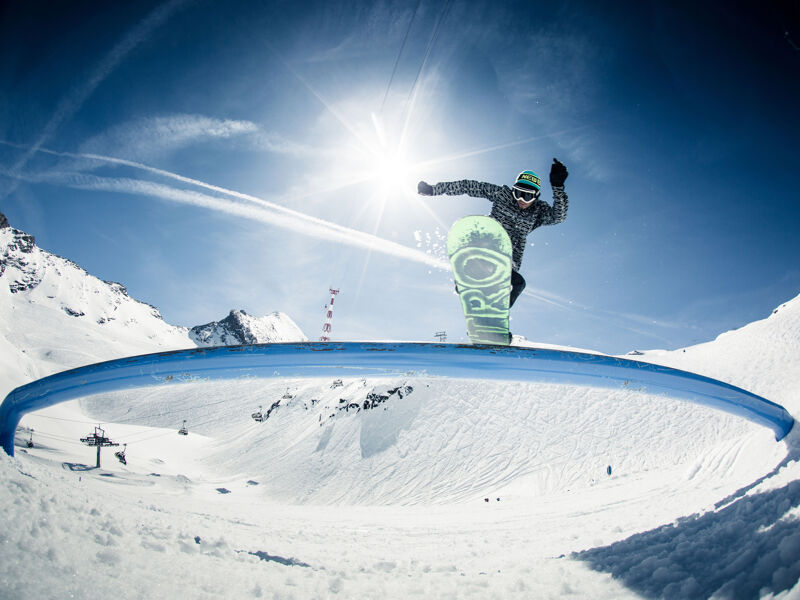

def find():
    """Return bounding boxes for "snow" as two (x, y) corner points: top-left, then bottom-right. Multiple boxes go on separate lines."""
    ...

(621, 294), (800, 415)
(2, 223), (800, 598)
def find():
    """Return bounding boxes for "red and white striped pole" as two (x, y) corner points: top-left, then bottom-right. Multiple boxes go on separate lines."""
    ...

(320, 288), (340, 342)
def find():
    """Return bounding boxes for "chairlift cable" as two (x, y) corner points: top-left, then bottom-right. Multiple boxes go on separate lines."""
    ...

(21, 413), (98, 425)
(398, 0), (454, 149)
(403, 0), (453, 114)
(26, 431), (85, 446)
(123, 414), (227, 445)
(380, 0), (422, 116)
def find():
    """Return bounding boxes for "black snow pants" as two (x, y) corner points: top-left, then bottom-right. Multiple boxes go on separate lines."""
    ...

(454, 270), (526, 308)
(510, 270), (526, 308)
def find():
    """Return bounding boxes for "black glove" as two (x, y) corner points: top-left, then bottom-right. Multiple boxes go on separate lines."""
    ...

(550, 158), (568, 187)
(417, 181), (434, 196)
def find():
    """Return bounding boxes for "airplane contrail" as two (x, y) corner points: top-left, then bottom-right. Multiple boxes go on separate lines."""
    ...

(3, 0), (193, 199)
(0, 143), (450, 270)
(73, 174), (452, 269)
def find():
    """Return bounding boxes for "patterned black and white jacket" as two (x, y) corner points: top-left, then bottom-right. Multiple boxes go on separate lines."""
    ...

(431, 180), (568, 271)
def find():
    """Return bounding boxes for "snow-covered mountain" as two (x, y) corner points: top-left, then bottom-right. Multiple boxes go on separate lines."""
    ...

(190, 309), (307, 346)
(0, 212), (306, 396)
(0, 215), (190, 392)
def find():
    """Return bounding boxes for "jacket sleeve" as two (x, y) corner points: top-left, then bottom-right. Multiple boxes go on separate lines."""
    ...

(431, 180), (503, 200)
(538, 186), (568, 225)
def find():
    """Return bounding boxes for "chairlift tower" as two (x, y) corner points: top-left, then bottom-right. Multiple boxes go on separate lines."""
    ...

(320, 288), (340, 342)
(80, 425), (119, 468)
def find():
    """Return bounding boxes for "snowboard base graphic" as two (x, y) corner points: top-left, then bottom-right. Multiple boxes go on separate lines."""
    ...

(446, 216), (512, 345)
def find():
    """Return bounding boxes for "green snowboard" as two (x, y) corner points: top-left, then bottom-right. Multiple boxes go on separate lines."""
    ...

(446, 216), (513, 345)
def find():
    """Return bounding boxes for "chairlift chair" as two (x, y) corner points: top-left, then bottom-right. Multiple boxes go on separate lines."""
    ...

(251, 405), (264, 422)
(282, 388), (294, 399)
(178, 420), (188, 436)
(26, 431), (34, 448)
(115, 444), (127, 465)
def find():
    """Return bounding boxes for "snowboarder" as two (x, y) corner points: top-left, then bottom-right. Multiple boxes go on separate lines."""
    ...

(418, 158), (569, 308)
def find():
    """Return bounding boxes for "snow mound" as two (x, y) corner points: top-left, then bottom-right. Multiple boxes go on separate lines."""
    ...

(629, 294), (800, 415)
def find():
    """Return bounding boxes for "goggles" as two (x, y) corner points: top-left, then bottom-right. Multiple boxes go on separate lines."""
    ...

(512, 187), (540, 203)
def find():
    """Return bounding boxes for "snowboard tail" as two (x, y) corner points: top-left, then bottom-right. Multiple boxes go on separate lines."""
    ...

(446, 216), (512, 345)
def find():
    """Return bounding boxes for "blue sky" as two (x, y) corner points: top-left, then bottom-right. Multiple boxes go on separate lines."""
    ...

(1, 0), (798, 354)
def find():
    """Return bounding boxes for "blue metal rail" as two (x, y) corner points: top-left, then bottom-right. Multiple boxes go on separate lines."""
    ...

(1, 342), (794, 456)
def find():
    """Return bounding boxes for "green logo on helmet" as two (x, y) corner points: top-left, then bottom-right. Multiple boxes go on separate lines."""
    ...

(514, 170), (541, 191)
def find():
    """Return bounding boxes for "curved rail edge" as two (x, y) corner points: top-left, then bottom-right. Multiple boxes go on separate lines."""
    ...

(1, 342), (794, 456)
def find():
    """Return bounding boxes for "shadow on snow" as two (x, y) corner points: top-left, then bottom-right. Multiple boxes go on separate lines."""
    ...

(577, 432), (800, 599)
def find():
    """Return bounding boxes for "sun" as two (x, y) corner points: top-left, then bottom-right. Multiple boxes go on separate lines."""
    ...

(321, 111), (418, 205)
(369, 147), (412, 193)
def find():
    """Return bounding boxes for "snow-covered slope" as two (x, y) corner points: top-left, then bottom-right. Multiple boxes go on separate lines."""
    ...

(190, 309), (306, 346)
(0, 220), (192, 394)
(627, 295), (800, 415)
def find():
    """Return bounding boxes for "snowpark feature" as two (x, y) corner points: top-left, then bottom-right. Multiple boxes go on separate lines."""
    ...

(0, 342), (794, 458)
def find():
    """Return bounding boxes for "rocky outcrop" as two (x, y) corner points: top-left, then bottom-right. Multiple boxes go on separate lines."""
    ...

(189, 309), (306, 346)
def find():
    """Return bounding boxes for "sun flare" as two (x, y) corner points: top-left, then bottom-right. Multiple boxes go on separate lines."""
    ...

(369, 147), (412, 192)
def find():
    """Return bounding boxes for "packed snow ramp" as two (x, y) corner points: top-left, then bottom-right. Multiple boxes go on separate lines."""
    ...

(0, 342), (794, 456)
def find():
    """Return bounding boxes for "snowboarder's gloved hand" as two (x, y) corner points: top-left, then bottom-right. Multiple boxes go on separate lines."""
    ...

(550, 158), (568, 187)
(417, 181), (434, 196)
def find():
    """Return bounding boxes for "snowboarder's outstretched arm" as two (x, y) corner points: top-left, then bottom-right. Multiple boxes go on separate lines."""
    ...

(537, 187), (568, 225)
(537, 158), (569, 225)
(417, 180), (503, 200)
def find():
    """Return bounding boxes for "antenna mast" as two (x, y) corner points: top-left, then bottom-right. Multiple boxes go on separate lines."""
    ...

(320, 288), (340, 342)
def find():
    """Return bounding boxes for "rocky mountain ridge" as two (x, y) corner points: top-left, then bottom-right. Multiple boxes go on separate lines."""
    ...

(190, 309), (307, 346)
(0, 212), (173, 327)
(0, 211), (306, 393)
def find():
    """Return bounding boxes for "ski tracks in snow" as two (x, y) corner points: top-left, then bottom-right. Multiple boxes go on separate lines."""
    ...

(80, 375), (760, 506)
